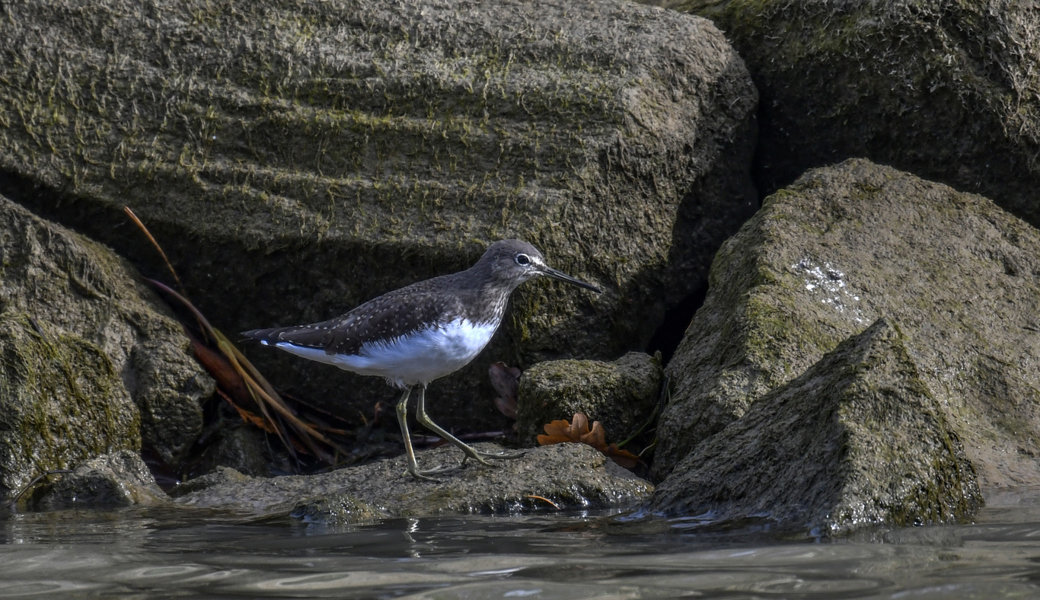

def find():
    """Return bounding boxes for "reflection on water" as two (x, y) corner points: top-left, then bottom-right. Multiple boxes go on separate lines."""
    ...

(3, 491), (1040, 598)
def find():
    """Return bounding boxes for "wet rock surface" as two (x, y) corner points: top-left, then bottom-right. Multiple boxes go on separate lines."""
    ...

(651, 318), (982, 535)
(516, 352), (663, 447)
(0, 0), (758, 433)
(681, 0), (1040, 227)
(176, 443), (652, 523)
(655, 159), (1040, 492)
(24, 451), (169, 510)
(0, 195), (213, 497)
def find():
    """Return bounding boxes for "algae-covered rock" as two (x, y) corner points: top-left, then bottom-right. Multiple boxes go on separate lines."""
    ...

(0, 0), (757, 431)
(0, 312), (140, 499)
(681, 0), (1040, 227)
(26, 450), (169, 510)
(0, 194), (214, 469)
(516, 352), (662, 446)
(176, 443), (652, 522)
(655, 159), (1040, 491)
(650, 318), (982, 535)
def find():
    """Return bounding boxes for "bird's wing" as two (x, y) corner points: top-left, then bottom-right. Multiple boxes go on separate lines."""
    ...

(242, 280), (467, 357)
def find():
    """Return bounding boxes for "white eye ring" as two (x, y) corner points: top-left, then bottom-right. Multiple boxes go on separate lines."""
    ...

(515, 253), (531, 266)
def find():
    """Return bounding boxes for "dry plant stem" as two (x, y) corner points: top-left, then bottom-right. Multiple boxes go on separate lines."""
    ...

(123, 207), (208, 342)
(123, 207), (184, 292)
(524, 495), (561, 509)
(147, 278), (348, 461)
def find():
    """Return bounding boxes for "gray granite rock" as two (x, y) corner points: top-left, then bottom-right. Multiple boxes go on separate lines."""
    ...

(655, 159), (1040, 493)
(651, 318), (982, 535)
(0, 0), (757, 432)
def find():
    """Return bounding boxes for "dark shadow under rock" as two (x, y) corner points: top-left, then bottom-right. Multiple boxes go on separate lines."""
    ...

(176, 443), (652, 523)
(650, 318), (981, 535)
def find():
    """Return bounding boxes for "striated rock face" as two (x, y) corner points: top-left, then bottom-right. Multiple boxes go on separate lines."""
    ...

(175, 443), (653, 523)
(650, 318), (981, 535)
(0, 194), (214, 485)
(516, 352), (662, 447)
(0, 0), (758, 431)
(655, 159), (1040, 493)
(681, 0), (1040, 227)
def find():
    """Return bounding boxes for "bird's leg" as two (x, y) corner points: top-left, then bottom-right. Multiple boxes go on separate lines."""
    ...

(396, 386), (456, 480)
(415, 385), (526, 467)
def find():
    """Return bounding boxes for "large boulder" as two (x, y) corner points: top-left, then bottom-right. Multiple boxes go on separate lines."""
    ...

(0, 0), (757, 431)
(650, 318), (982, 535)
(655, 159), (1040, 492)
(681, 0), (1040, 227)
(0, 194), (214, 479)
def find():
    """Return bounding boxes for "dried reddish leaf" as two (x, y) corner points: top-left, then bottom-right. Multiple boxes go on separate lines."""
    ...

(602, 444), (641, 469)
(579, 421), (607, 449)
(217, 389), (275, 433)
(537, 412), (644, 469)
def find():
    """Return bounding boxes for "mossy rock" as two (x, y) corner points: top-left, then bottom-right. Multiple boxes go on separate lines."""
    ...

(0, 194), (214, 468)
(0, 0), (757, 432)
(516, 352), (662, 447)
(0, 312), (141, 500)
(651, 318), (982, 535)
(656, 159), (1040, 492)
(680, 0), (1040, 227)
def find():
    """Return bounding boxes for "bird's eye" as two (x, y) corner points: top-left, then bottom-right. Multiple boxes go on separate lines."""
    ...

(515, 253), (531, 266)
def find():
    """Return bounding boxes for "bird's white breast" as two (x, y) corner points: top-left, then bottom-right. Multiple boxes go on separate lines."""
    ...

(269, 317), (499, 388)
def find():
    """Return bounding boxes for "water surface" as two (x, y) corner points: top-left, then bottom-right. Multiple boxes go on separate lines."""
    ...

(3, 489), (1040, 598)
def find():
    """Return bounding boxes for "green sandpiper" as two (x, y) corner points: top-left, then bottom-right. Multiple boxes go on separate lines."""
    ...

(242, 239), (601, 480)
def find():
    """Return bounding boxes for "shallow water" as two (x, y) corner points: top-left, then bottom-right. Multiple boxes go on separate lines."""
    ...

(4, 490), (1040, 599)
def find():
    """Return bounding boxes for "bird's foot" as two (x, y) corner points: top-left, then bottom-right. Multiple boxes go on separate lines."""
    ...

(460, 448), (526, 467)
(405, 462), (461, 482)
(476, 448), (526, 460)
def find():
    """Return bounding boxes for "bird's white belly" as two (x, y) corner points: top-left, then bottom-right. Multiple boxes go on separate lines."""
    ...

(270, 318), (499, 388)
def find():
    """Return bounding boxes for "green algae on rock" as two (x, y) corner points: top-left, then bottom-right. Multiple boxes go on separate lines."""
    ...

(0, 194), (214, 472)
(0, 0), (757, 432)
(0, 313), (140, 499)
(516, 352), (662, 447)
(650, 318), (982, 535)
(655, 159), (1040, 493)
(680, 0), (1040, 228)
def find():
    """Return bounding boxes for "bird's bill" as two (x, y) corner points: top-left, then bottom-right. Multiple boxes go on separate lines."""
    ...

(540, 267), (602, 293)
